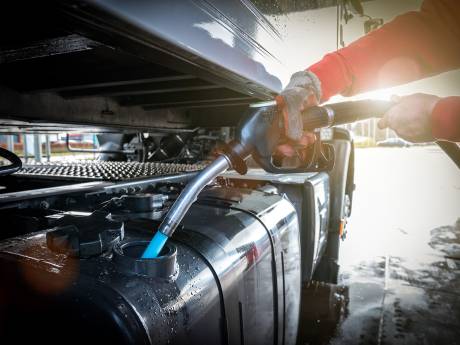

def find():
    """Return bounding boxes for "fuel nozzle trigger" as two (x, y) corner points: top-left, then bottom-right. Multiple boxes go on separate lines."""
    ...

(233, 104), (335, 174)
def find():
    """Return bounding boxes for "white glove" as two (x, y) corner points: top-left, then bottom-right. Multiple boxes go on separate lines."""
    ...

(378, 94), (440, 143)
(279, 71), (322, 141)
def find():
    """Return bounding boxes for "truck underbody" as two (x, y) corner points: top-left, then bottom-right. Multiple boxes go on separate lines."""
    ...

(0, 1), (355, 344)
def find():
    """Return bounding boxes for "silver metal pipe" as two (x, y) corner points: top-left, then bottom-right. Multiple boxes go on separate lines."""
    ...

(6, 135), (14, 152)
(33, 134), (42, 163)
(45, 135), (51, 162)
(158, 154), (231, 237)
(23, 134), (28, 163)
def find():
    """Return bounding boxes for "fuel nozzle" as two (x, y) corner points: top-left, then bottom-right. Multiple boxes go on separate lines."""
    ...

(141, 108), (274, 258)
(142, 154), (233, 258)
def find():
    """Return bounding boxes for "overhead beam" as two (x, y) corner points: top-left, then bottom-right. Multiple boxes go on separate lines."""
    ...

(59, 76), (217, 98)
(142, 97), (255, 110)
(119, 88), (251, 107)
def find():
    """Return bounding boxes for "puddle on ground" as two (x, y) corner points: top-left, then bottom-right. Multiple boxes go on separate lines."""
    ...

(298, 219), (460, 345)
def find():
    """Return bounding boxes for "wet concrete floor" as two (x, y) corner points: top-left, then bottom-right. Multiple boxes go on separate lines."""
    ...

(298, 147), (460, 345)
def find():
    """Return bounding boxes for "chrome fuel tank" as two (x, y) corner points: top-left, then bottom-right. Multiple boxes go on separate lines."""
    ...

(0, 186), (300, 345)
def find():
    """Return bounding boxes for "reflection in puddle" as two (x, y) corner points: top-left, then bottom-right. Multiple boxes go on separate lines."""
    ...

(429, 219), (460, 259)
(298, 219), (460, 345)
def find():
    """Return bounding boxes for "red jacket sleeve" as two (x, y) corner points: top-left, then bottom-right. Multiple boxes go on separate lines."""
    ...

(308, 0), (460, 101)
(432, 97), (460, 141)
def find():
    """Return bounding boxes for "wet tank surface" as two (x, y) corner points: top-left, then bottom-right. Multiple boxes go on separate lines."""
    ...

(298, 146), (460, 345)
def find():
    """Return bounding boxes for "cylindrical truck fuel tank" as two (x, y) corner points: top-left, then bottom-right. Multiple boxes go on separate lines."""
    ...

(0, 186), (301, 345)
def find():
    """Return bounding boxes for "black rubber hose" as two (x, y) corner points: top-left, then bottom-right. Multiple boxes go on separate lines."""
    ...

(302, 100), (459, 169)
(302, 100), (393, 130)
(0, 147), (22, 176)
(436, 141), (460, 169)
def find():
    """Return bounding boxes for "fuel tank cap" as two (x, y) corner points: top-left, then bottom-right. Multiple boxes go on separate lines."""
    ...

(46, 211), (124, 258)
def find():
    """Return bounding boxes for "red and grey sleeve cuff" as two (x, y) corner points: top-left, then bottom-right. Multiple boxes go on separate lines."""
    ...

(431, 96), (460, 142)
(307, 52), (353, 103)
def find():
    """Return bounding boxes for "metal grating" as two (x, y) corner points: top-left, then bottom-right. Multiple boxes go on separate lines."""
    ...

(15, 161), (205, 181)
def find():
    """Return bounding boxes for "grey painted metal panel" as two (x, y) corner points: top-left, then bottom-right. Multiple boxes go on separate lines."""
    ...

(81, 0), (291, 95)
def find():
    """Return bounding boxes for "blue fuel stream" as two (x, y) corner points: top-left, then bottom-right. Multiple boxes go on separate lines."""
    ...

(141, 231), (169, 259)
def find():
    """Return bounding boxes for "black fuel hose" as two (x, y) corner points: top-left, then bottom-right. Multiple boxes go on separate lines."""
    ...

(302, 100), (394, 130)
(303, 100), (460, 169)
(436, 140), (460, 169)
(0, 147), (22, 177)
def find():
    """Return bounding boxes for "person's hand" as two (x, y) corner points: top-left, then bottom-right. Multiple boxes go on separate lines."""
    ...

(276, 71), (321, 157)
(378, 93), (441, 143)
